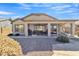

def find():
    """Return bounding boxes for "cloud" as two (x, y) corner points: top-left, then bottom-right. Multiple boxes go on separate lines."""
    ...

(33, 3), (52, 7)
(19, 3), (31, 10)
(74, 4), (79, 7)
(69, 12), (79, 15)
(50, 5), (71, 11)
(50, 4), (79, 15)
(19, 3), (52, 9)
(57, 10), (74, 14)
(12, 16), (22, 19)
(0, 11), (14, 15)
(19, 3), (30, 7)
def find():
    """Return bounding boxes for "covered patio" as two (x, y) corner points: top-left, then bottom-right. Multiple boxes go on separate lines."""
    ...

(26, 22), (75, 37)
(13, 21), (76, 37)
(12, 13), (77, 37)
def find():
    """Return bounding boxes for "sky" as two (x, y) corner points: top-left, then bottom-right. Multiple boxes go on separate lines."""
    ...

(0, 3), (79, 20)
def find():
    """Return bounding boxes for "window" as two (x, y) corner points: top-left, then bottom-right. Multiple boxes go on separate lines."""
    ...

(15, 24), (24, 33)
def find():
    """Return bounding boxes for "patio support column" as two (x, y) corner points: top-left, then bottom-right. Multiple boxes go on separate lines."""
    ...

(60, 26), (63, 32)
(12, 24), (15, 34)
(57, 24), (59, 37)
(48, 23), (51, 37)
(25, 23), (28, 37)
(70, 23), (75, 36)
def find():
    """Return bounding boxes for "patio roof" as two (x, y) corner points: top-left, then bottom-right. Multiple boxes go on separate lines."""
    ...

(22, 13), (58, 21)
(12, 13), (78, 23)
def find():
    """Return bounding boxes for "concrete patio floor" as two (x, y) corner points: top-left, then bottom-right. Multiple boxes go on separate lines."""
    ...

(10, 36), (79, 56)
(52, 39), (79, 56)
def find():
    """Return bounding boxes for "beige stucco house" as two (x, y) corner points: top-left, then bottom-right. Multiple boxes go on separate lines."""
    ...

(12, 13), (79, 37)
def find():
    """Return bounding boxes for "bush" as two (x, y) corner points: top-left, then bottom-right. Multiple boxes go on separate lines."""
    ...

(56, 35), (69, 43)
(0, 36), (23, 56)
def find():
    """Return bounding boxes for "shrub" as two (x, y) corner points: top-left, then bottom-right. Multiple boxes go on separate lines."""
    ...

(0, 36), (23, 56)
(56, 35), (69, 43)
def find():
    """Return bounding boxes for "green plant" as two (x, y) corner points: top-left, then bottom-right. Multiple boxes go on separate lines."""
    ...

(0, 36), (23, 56)
(56, 35), (69, 43)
